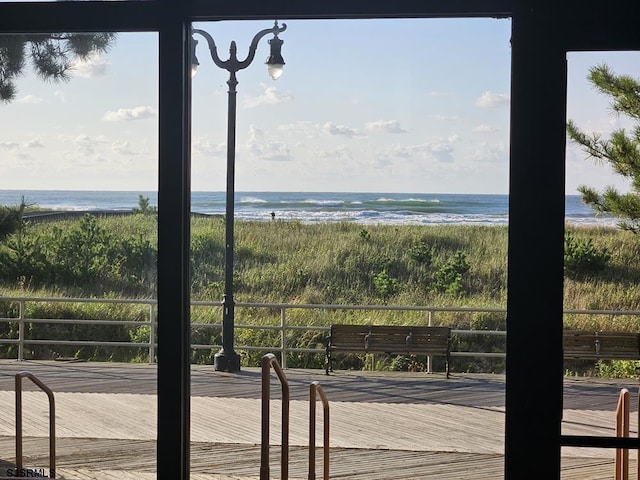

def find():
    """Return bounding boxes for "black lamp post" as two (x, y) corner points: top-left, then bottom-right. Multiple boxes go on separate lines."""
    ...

(192, 21), (287, 373)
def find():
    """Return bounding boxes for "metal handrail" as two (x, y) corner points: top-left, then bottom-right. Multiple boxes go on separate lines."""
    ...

(15, 371), (56, 479)
(3, 295), (640, 366)
(261, 353), (290, 480)
(615, 388), (631, 480)
(309, 381), (330, 480)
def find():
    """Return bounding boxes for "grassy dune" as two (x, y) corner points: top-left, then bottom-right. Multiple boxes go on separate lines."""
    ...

(2, 215), (640, 368)
(3, 215), (639, 323)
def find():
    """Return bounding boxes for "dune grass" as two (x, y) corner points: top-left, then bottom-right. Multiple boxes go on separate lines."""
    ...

(2, 216), (640, 368)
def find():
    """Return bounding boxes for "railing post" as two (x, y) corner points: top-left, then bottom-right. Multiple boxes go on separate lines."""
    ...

(261, 353), (290, 480)
(426, 309), (433, 373)
(18, 299), (25, 361)
(15, 372), (56, 478)
(149, 303), (156, 364)
(615, 388), (630, 480)
(309, 381), (330, 480)
(15, 373), (23, 473)
(281, 307), (287, 369)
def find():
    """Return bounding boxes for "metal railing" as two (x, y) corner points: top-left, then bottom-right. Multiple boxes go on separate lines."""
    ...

(1, 295), (640, 367)
(309, 381), (330, 480)
(261, 353), (290, 480)
(14, 371), (56, 479)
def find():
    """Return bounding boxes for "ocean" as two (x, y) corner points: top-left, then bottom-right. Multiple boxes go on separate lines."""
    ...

(0, 190), (616, 227)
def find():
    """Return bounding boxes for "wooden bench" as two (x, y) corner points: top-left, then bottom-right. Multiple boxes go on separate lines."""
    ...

(325, 324), (451, 377)
(563, 331), (640, 361)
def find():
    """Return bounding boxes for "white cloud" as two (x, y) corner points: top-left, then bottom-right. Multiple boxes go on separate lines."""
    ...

(70, 52), (109, 78)
(366, 119), (407, 134)
(103, 106), (157, 122)
(277, 121), (319, 138)
(245, 125), (291, 161)
(0, 142), (19, 150)
(380, 138), (456, 164)
(243, 84), (294, 109)
(57, 134), (107, 157)
(24, 139), (45, 149)
(112, 141), (138, 156)
(193, 137), (226, 157)
(17, 95), (43, 104)
(472, 123), (500, 133)
(475, 91), (510, 108)
(54, 91), (66, 103)
(323, 122), (365, 138)
(470, 141), (507, 163)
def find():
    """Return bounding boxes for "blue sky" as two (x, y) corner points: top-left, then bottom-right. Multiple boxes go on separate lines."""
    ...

(0, 18), (638, 194)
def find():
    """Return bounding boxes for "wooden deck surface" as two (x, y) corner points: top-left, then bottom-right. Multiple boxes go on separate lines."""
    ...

(0, 360), (637, 479)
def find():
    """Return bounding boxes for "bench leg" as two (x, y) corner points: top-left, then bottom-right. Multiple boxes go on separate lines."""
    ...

(446, 354), (450, 379)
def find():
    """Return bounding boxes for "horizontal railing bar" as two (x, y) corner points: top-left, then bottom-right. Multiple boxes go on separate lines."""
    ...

(3, 295), (640, 366)
(23, 340), (150, 347)
(0, 296), (157, 305)
(19, 318), (151, 326)
(191, 323), (331, 332)
(451, 352), (506, 358)
(192, 300), (507, 313)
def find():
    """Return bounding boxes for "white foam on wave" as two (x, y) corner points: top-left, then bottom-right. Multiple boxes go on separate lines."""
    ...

(301, 199), (345, 206)
(239, 196), (267, 203)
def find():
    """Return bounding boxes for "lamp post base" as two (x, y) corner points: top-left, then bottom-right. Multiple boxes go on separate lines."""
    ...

(214, 351), (241, 372)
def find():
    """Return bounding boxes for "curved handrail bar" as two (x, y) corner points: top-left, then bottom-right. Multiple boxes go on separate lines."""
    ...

(309, 381), (330, 480)
(15, 371), (56, 478)
(261, 353), (290, 480)
(615, 388), (631, 480)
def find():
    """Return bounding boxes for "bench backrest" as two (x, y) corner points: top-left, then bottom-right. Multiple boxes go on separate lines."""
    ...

(329, 324), (451, 355)
(563, 331), (640, 360)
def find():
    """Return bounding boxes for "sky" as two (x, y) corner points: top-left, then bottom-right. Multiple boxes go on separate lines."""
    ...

(0, 18), (639, 194)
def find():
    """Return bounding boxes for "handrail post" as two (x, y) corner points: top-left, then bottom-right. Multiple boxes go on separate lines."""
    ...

(261, 353), (290, 480)
(148, 303), (156, 364)
(15, 372), (56, 478)
(309, 381), (330, 480)
(426, 309), (433, 373)
(18, 299), (25, 361)
(281, 307), (287, 369)
(615, 388), (630, 480)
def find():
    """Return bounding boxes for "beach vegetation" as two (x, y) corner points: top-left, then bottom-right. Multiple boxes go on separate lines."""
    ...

(567, 64), (640, 233)
(372, 269), (400, 301)
(432, 251), (470, 295)
(132, 195), (157, 215)
(0, 202), (24, 241)
(0, 214), (639, 375)
(564, 231), (611, 278)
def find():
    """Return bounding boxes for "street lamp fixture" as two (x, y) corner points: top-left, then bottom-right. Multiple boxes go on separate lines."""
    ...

(192, 21), (287, 373)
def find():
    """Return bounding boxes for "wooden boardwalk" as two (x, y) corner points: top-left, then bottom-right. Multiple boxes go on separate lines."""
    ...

(0, 360), (637, 479)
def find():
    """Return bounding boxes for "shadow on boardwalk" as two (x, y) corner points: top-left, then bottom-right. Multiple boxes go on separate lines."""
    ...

(0, 361), (635, 479)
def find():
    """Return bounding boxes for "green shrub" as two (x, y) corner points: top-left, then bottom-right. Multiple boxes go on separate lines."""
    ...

(564, 232), (611, 278)
(596, 359), (640, 379)
(373, 269), (400, 300)
(433, 251), (470, 295)
(407, 240), (432, 265)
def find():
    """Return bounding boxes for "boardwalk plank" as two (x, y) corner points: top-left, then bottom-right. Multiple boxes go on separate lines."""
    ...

(0, 361), (638, 479)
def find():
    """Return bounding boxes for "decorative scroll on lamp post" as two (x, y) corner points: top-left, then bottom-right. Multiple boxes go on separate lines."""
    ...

(191, 21), (287, 372)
